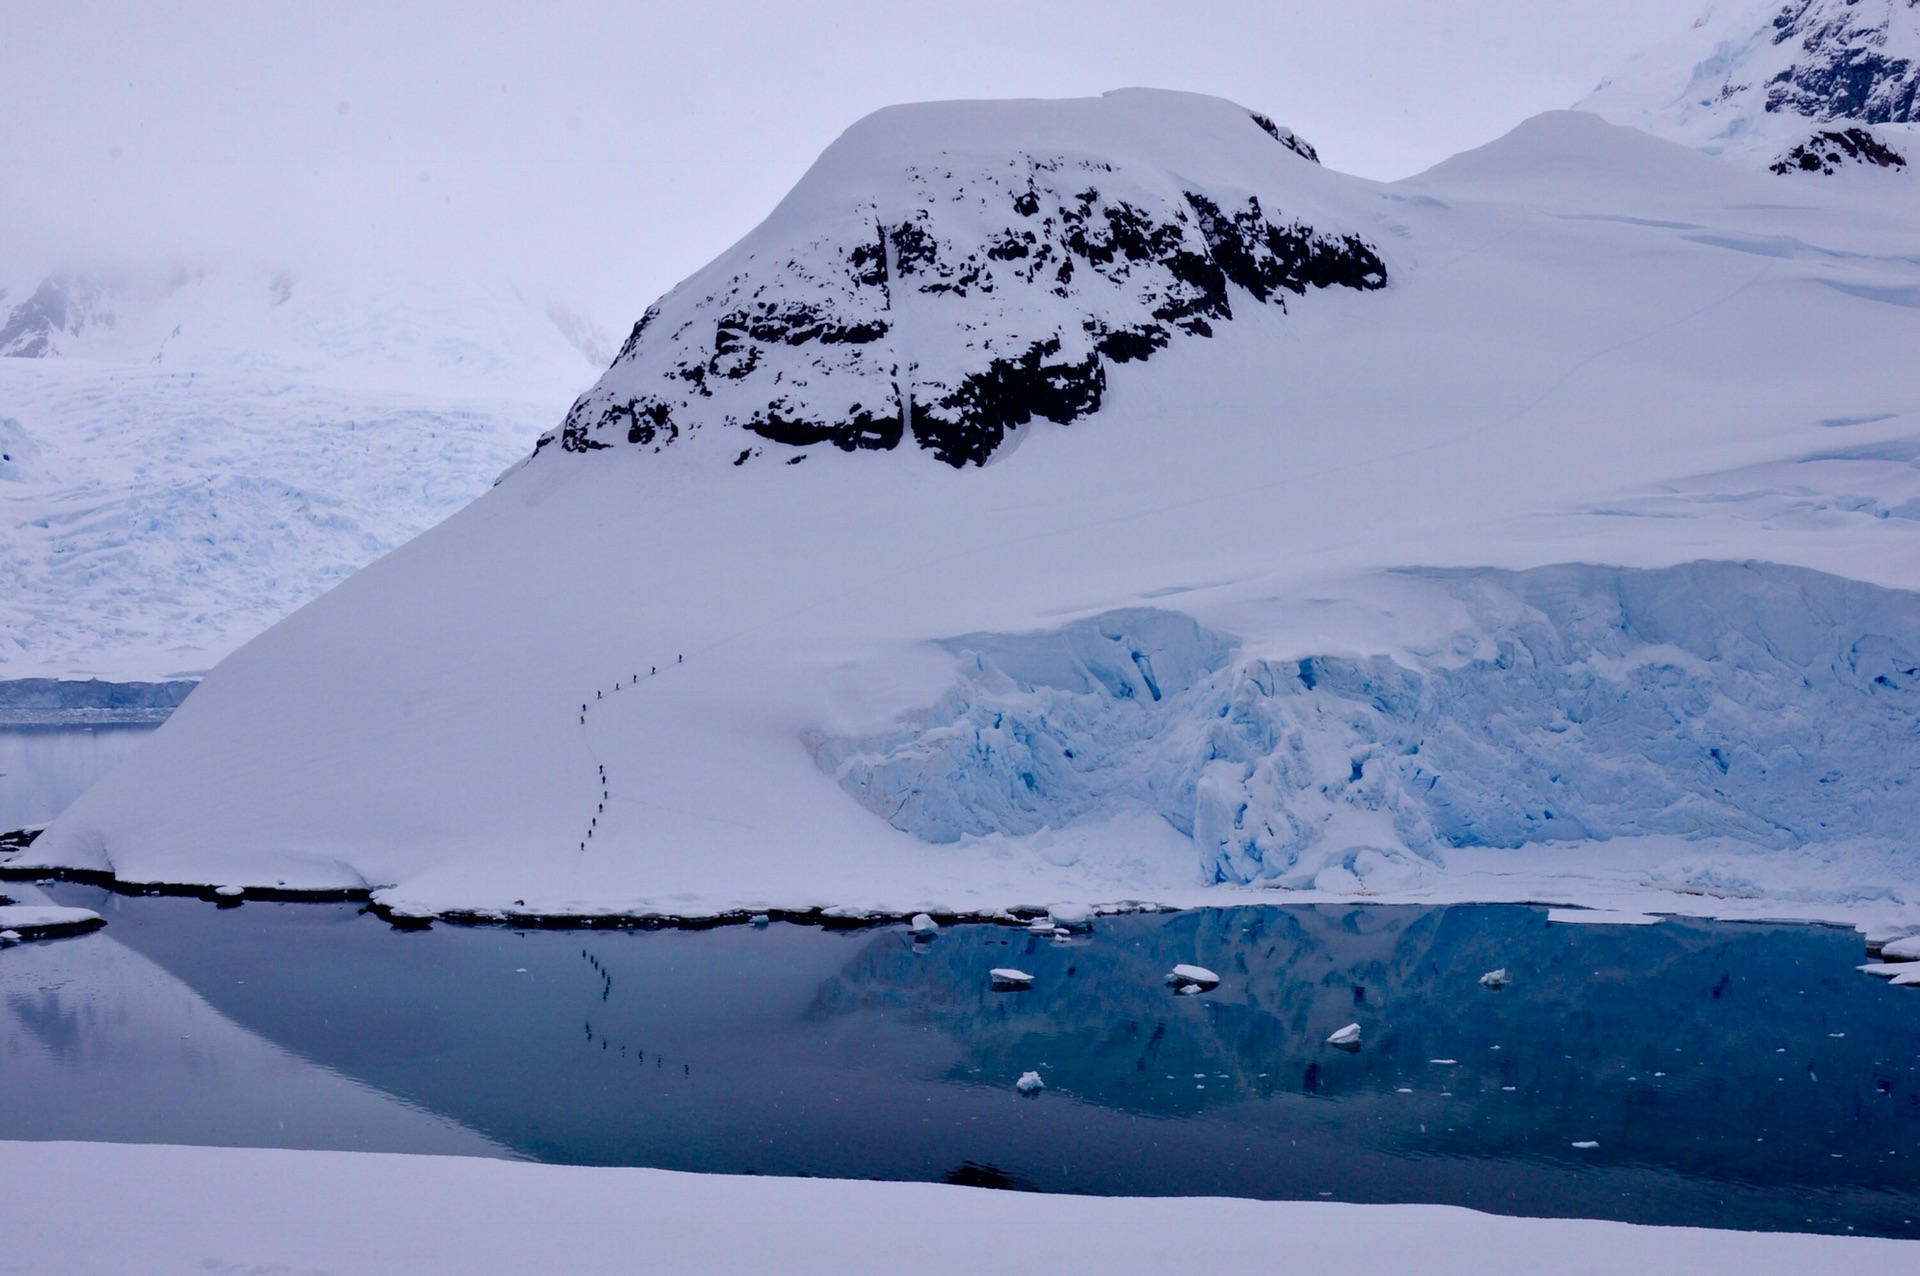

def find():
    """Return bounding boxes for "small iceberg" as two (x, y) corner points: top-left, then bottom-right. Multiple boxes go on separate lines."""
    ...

(1016, 1070), (1045, 1095)
(1027, 917), (1056, 934)
(909, 912), (939, 938)
(1047, 902), (1094, 931)
(1881, 934), (1920, 961)
(1857, 962), (1920, 984)
(0, 930), (19, 945)
(1479, 968), (1510, 989)
(749, 913), (770, 927)
(1571, 1140), (1599, 1149)
(990, 968), (1035, 990)
(0, 904), (105, 941)
(1546, 908), (1660, 926)
(1166, 964), (1219, 991)
(1327, 1023), (1362, 1051)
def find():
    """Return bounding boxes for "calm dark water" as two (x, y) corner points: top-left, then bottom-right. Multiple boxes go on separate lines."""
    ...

(7, 890), (1920, 1236)
(0, 724), (158, 830)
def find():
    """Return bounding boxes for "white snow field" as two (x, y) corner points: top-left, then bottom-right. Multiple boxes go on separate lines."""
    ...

(14, 84), (1920, 931)
(0, 264), (602, 680)
(2, 1140), (1912, 1276)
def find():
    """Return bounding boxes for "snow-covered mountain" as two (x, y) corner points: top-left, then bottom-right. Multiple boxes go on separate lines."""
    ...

(0, 264), (604, 679)
(16, 89), (1920, 931)
(546, 93), (1383, 470)
(1582, 0), (1920, 171)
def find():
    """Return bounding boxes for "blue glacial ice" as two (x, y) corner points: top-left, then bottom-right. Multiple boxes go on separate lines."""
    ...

(814, 562), (1920, 885)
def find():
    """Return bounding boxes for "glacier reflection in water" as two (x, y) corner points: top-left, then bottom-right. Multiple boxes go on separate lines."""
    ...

(15, 891), (1920, 1237)
(0, 725), (159, 830)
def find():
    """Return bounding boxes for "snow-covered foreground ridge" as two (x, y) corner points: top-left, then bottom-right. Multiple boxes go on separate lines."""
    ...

(14, 91), (1920, 927)
(4, 1142), (1911, 1276)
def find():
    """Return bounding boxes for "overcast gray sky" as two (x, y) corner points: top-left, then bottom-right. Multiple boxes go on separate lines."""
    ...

(1, 1), (1706, 327)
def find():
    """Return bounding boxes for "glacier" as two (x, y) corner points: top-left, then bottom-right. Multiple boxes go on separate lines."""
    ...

(820, 563), (1920, 886)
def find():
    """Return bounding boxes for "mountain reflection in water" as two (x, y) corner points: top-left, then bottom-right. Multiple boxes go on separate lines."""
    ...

(20, 889), (1920, 1237)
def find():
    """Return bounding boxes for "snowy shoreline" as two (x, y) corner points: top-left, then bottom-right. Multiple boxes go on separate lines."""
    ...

(3, 849), (1909, 958)
(2, 1140), (1912, 1275)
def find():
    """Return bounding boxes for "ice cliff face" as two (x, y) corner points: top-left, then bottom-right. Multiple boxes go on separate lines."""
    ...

(818, 563), (1920, 888)
(541, 91), (1386, 469)
(1582, 0), (1920, 170)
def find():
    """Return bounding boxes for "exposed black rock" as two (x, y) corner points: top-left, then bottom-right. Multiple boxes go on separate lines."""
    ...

(914, 339), (1106, 467)
(1770, 125), (1910, 173)
(1766, 0), (1920, 123)
(542, 114), (1388, 469)
(1249, 112), (1321, 163)
(744, 401), (903, 453)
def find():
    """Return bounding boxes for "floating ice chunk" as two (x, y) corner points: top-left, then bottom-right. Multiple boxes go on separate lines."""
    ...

(1027, 917), (1056, 934)
(1479, 968), (1510, 989)
(1547, 909), (1661, 926)
(1166, 964), (1219, 989)
(1327, 1023), (1362, 1050)
(909, 913), (939, 937)
(0, 930), (19, 944)
(1857, 961), (1919, 977)
(0, 904), (104, 940)
(1881, 935), (1920, 961)
(1015, 1071), (1045, 1095)
(1046, 902), (1094, 931)
(990, 968), (1034, 989)
(1892, 968), (1920, 987)
(1571, 1141), (1599, 1149)
(214, 885), (244, 898)
(1176, 983), (1204, 995)
(749, 914), (770, 927)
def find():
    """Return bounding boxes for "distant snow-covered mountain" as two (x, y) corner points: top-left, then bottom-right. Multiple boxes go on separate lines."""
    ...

(0, 264), (604, 679)
(1582, 0), (1920, 172)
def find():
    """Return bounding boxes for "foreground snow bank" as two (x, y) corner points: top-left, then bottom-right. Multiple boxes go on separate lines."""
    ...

(2, 1141), (1909, 1276)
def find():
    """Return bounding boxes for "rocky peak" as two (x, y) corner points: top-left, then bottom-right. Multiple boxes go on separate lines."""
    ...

(538, 91), (1385, 471)
(1765, 0), (1920, 123)
(1580, 0), (1920, 167)
(0, 274), (119, 358)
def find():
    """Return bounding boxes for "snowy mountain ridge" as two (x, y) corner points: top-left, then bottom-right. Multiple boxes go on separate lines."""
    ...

(1582, 0), (1920, 169)
(543, 91), (1384, 470)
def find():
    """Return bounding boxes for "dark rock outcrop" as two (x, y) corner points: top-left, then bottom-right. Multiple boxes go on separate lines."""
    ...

(1770, 124), (1910, 172)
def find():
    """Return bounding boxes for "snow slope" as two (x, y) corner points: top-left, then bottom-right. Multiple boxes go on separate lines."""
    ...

(0, 265), (603, 680)
(4, 1141), (1912, 1276)
(1581, 0), (1920, 171)
(16, 90), (1920, 928)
